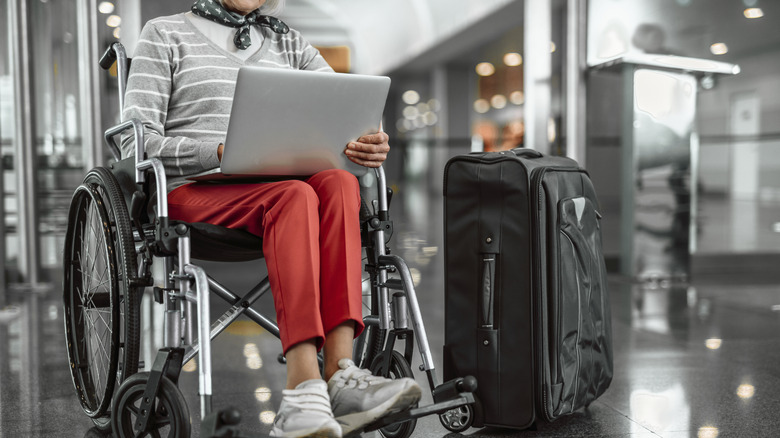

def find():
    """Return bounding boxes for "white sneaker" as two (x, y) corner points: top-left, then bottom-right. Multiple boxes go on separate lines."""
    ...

(328, 359), (422, 436)
(270, 379), (342, 438)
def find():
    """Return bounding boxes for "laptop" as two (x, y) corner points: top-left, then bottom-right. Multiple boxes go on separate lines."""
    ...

(188, 66), (391, 181)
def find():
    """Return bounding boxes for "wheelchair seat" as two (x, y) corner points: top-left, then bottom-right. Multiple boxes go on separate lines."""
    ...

(187, 222), (263, 262)
(109, 157), (264, 262)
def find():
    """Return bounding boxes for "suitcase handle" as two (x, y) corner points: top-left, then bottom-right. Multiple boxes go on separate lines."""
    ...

(481, 255), (495, 328)
(511, 148), (543, 158)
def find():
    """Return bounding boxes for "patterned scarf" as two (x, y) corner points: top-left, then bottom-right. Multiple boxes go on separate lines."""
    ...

(191, 0), (289, 50)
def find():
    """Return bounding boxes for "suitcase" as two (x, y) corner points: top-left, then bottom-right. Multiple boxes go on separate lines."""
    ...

(442, 148), (613, 429)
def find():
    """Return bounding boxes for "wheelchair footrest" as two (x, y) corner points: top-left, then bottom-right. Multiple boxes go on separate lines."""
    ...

(363, 392), (475, 432)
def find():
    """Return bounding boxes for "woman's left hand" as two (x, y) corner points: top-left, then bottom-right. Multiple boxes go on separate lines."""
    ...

(345, 131), (390, 168)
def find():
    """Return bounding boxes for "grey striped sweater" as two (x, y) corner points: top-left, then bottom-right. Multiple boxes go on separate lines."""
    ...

(122, 13), (333, 189)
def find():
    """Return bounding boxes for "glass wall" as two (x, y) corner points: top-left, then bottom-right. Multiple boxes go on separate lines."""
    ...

(1, 0), (106, 286)
(587, 0), (780, 258)
(0, 0), (12, 293)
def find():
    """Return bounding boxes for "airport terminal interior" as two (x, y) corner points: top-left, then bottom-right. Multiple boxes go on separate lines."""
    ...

(2, 0), (780, 436)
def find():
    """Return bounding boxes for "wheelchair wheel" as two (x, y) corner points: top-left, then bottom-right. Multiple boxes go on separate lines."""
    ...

(63, 167), (140, 429)
(111, 372), (190, 438)
(370, 351), (417, 438)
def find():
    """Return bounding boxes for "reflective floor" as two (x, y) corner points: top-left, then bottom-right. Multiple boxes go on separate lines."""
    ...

(2, 166), (780, 437)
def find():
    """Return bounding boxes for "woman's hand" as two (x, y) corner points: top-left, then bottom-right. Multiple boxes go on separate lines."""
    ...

(345, 131), (390, 168)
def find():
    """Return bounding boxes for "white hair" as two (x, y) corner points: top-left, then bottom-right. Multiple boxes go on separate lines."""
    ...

(261, 0), (285, 16)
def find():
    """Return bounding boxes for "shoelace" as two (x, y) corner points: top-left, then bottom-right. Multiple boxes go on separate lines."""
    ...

(334, 365), (384, 390)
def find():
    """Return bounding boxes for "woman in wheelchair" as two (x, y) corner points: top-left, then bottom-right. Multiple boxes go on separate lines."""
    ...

(122, 0), (421, 436)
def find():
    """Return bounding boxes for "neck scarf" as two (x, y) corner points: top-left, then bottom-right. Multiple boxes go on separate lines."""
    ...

(191, 0), (289, 50)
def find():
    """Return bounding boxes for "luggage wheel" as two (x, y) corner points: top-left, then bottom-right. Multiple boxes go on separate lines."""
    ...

(439, 402), (475, 433)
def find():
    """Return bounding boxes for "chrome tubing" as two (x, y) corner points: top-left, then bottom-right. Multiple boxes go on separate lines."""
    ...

(375, 166), (388, 214)
(206, 276), (279, 338)
(178, 237), (194, 346)
(373, 165), (391, 330)
(113, 43), (129, 120)
(379, 254), (435, 373)
(374, 229), (391, 331)
(184, 263), (213, 417)
(103, 118), (144, 163)
(136, 158), (168, 217)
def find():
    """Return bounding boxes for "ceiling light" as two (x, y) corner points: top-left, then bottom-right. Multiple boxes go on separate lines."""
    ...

(106, 14), (122, 28)
(503, 52), (523, 67)
(473, 99), (490, 114)
(403, 106), (420, 120)
(710, 43), (728, 55)
(491, 94), (507, 109)
(475, 62), (495, 77)
(98, 1), (114, 14)
(113, 27), (121, 39)
(402, 90), (420, 105)
(510, 91), (525, 105)
(422, 111), (438, 126)
(744, 8), (764, 19)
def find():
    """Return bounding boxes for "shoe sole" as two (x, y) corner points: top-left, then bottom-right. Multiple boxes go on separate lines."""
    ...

(336, 384), (422, 437)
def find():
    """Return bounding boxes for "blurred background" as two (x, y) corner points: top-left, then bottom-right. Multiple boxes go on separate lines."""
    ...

(1, 0), (780, 436)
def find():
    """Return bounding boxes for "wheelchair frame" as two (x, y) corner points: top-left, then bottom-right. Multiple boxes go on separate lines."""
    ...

(64, 42), (475, 437)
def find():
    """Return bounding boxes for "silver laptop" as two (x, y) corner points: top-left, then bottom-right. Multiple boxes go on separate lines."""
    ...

(188, 66), (391, 181)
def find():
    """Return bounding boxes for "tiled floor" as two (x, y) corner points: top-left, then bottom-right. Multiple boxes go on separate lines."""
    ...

(2, 163), (780, 437)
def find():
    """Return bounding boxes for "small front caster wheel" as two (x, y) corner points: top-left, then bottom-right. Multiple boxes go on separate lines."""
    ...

(111, 372), (190, 438)
(370, 351), (417, 438)
(439, 403), (474, 433)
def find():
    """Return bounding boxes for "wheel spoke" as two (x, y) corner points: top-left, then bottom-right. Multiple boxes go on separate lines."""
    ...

(127, 402), (141, 417)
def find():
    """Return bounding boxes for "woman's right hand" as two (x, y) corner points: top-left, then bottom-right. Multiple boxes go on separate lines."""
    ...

(218, 144), (224, 162)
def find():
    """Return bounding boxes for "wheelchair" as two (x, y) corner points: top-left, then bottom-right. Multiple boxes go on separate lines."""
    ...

(62, 42), (476, 437)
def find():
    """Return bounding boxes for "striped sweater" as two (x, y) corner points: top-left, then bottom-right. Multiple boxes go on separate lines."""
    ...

(122, 12), (333, 189)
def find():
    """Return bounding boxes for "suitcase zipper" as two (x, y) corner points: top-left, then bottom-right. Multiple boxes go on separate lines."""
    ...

(559, 229), (583, 412)
(529, 166), (552, 421)
(529, 165), (589, 421)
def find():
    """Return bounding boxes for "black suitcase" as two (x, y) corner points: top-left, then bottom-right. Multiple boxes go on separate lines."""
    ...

(443, 148), (613, 429)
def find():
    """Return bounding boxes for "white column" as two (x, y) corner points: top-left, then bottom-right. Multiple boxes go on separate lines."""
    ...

(566, 0), (586, 164)
(120, 0), (143, 56)
(729, 92), (760, 200)
(10, 0), (41, 285)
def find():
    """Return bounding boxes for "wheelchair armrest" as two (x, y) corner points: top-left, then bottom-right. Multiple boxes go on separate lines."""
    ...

(136, 157), (169, 219)
(374, 165), (390, 221)
(104, 118), (145, 163)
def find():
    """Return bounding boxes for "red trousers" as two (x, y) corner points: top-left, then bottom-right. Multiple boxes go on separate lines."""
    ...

(167, 169), (365, 354)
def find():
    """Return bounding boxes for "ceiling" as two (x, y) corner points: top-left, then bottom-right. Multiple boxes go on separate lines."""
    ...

(588, 0), (780, 64)
(136, 0), (780, 75)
